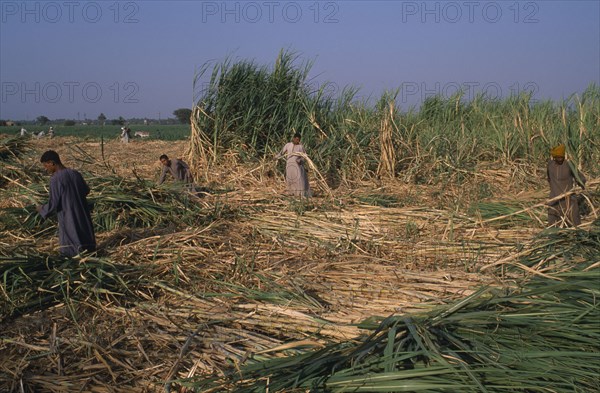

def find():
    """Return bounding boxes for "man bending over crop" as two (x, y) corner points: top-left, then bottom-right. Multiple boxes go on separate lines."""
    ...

(36, 150), (96, 257)
(158, 154), (193, 185)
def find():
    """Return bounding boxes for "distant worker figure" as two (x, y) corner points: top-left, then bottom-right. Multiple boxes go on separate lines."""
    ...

(48, 126), (55, 138)
(36, 150), (96, 257)
(275, 132), (312, 197)
(20, 127), (28, 136)
(158, 154), (193, 186)
(547, 143), (586, 227)
(120, 127), (131, 143)
(37, 130), (45, 139)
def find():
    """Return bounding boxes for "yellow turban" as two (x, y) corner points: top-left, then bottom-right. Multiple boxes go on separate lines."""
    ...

(550, 144), (565, 158)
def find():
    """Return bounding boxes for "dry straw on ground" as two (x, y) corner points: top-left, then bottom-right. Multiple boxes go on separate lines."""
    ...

(1, 135), (598, 392)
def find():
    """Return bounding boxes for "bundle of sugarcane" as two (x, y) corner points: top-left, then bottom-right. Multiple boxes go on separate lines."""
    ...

(0, 135), (31, 161)
(188, 261), (599, 392)
(0, 136), (41, 189)
(0, 252), (156, 322)
(0, 180), (52, 240)
(244, 204), (516, 270)
(481, 216), (600, 276)
(89, 175), (203, 232)
(0, 174), (210, 239)
(0, 159), (46, 192)
(472, 201), (539, 228)
(0, 205), (51, 241)
(185, 222), (600, 392)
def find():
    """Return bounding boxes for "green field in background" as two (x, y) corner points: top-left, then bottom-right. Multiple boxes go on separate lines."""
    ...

(1, 124), (191, 141)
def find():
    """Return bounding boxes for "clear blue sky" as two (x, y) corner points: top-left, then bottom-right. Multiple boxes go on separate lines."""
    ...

(1, 0), (598, 121)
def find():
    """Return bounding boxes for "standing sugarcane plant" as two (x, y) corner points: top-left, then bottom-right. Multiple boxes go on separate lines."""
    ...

(377, 92), (398, 179)
(188, 50), (317, 178)
(188, 51), (600, 187)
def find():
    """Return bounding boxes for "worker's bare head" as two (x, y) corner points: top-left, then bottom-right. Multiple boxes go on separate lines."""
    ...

(159, 154), (170, 166)
(292, 133), (301, 145)
(40, 150), (62, 173)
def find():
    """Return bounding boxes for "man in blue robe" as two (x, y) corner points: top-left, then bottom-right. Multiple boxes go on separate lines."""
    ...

(36, 150), (96, 257)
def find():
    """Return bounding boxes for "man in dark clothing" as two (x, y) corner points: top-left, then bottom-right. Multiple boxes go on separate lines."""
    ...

(547, 144), (586, 227)
(36, 150), (96, 257)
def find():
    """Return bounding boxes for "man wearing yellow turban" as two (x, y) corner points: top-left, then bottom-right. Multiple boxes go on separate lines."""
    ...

(550, 144), (565, 158)
(547, 144), (586, 227)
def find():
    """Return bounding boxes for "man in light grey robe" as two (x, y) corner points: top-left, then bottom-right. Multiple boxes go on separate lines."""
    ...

(158, 154), (193, 185)
(36, 150), (96, 257)
(547, 144), (586, 227)
(276, 133), (312, 197)
(120, 127), (130, 143)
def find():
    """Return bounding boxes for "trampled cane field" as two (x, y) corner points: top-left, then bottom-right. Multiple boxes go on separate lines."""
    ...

(1, 53), (599, 392)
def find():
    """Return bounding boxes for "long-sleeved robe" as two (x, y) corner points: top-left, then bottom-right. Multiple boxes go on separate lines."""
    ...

(547, 159), (586, 227)
(277, 142), (312, 197)
(39, 168), (96, 257)
(158, 158), (193, 185)
(120, 129), (130, 143)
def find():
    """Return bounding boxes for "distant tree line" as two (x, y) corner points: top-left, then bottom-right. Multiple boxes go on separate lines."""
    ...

(173, 108), (192, 124)
(1, 110), (189, 127)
